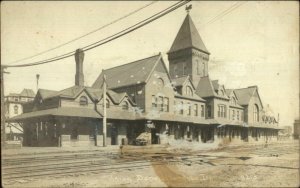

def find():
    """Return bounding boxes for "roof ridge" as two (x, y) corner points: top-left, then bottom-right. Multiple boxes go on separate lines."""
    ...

(103, 53), (160, 72)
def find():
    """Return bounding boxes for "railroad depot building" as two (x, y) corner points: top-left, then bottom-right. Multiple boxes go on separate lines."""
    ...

(8, 14), (280, 147)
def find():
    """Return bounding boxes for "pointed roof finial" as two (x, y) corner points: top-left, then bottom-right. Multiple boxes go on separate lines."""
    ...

(185, 4), (192, 14)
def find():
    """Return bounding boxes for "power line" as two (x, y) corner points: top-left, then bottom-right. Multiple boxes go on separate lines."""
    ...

(201, 1), (247, 27)
(6, 1), (159, 65)
(3, 0), (190, 68)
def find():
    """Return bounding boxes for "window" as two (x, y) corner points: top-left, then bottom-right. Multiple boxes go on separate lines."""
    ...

(14, 97), (19, 102)
(197, 60), (200, 75)
(201, 105), (205, 117)
(218, 105), (226, 118)
(157, 78), (164, 88)
(152, 95), (157, 109)
(193, 104), (198, 116)
(186, 86), (193, 96)
(187, 103), (191, 116)
(174, 100), (177, 114)
(122, 101), (129, 110)
(174, 65), (178, 76)
(157, 96), (163, 111)
(106, 99), (110, 108)
(237, 111), (240, 120)
(164, 97), (169, 112)
(207, 105), (211, 118)
(183, 63), (187, 75)
(14, 105), (18, 114)
(180, 101), (184, 115)
(254, 104), (259, 122)
(241, 111), (243, 121)
(232, 110), (235, 120)
(79, 96), (88, 106)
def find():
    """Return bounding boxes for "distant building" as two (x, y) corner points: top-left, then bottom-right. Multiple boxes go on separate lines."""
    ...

(4, 89), (35, 140)
(294, 119), (300, 139)
(8, 13), (280, 147)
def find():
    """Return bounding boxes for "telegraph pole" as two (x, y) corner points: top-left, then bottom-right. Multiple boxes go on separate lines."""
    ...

(1, 66), (8, 147)
(102, 73), (107, 147)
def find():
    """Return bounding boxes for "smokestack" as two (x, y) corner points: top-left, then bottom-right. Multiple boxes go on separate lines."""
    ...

(75, 49), (84, 86)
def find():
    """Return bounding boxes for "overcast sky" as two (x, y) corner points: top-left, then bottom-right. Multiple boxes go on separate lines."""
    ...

(1, 1), (299, 126)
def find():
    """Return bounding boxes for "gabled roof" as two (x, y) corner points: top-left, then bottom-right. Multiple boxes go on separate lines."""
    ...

(195, 76), (216, 98)
(38, 89), (58, 99)
(234, 86), (260, 106)
(168, 14), (209, 54)
(225, 89), (233, 97)
(20, 89), (35, 97)
(196, 77), (229, 100)
(92, 54), (162, 89)
(45, 86), (85, 99)
(171, 75), (195, 89)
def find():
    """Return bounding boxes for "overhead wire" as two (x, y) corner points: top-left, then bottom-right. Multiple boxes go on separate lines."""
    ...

(3, 0), (190, 68)
(6, 1), (159, 65)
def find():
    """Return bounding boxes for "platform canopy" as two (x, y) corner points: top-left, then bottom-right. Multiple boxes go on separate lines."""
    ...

(7, 107), (102, 122)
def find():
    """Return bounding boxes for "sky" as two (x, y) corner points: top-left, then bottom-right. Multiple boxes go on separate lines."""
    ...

(1, 1), (299, 126)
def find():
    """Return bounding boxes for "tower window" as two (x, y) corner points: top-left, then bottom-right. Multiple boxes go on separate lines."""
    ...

(183, 63), (187, 75)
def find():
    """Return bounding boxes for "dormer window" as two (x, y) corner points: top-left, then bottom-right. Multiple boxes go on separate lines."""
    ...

(122, 101), (129, 110)
(106, 99), (110, 108)
(79, 96), (88, 106)
(186, 86), (193, 96)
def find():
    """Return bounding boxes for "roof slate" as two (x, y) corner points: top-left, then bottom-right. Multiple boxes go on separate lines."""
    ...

(92, 54), (161, 89)
(169, 14), (209, 54)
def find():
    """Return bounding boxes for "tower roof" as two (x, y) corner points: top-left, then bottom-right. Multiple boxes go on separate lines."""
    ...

(169, 14), (209, 54)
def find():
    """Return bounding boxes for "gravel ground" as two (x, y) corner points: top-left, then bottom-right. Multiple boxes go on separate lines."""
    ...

(2, 140), (299, 187)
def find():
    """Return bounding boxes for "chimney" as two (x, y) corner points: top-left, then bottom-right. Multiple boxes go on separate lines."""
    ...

(75, 49), (84, 86)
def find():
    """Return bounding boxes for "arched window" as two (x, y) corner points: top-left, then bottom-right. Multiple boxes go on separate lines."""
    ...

(186, 86), (193, 96)
(14, 105), (19, 114)
(183, 63), (187, 75)
(253, 104), (259, 122)
(106, 99), (110, 108)
(157, 78), (164, 88)
(122, 101), (129, 110)
(79, 96), (88, 106)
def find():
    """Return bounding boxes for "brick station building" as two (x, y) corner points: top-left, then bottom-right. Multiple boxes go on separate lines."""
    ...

(8, 13), (280, 147)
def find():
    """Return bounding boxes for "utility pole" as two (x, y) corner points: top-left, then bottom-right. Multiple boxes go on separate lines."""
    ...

(102, 73), (107, 147)
(1, 66), (9, 147)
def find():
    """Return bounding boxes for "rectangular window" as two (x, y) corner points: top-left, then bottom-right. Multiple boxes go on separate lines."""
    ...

(164, 97), (169, 112)
(151, 95), (156, 109)
(174, 101), (177, 114)
(232, 110), (235, 120)
(201, 105), (205, 117)
(241, 111), (243, 121)
(237, 111), (240, 120)
(180, 102), (184, 115)
(158, 96), (164, 111)
(193, 104), (198, 116)
(207, 105), (211, 118)
(218, 106), (220, 117)
(187, 103), (191, 116)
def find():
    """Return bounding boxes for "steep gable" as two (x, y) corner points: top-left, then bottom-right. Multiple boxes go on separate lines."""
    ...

(169, 14), (209, 54)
